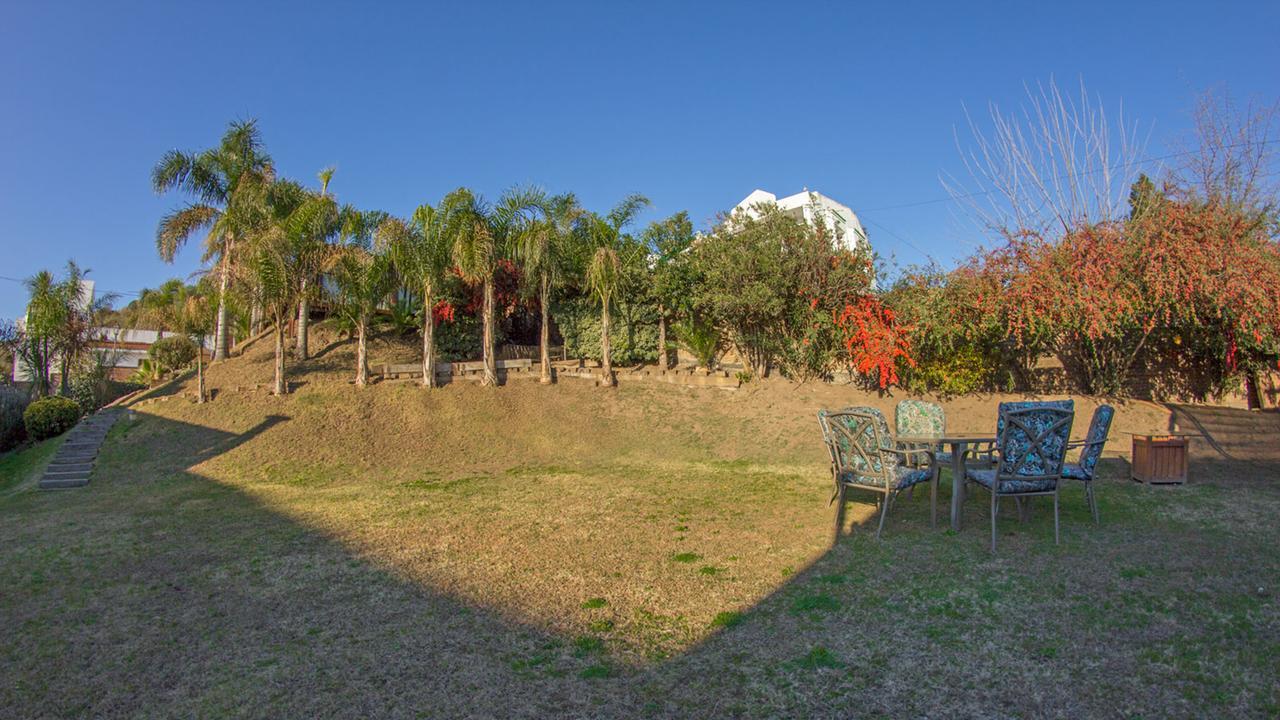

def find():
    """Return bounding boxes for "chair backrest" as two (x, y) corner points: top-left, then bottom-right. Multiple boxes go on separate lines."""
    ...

(1078, 404), (1115, 476)
(895, 399), (946, 437)
(996, 405), (1074, 488)
(996, 399), (1074, 436)
(817, 407), (898, 488)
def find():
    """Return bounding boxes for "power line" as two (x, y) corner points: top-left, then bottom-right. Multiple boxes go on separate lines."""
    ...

(859, 139), (1279, 213)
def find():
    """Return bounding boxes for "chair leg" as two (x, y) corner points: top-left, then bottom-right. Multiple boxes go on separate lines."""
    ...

(929, 470), (939, 529)
(1053, 490), (1060, 545)
(1087, 482), (1099, 524)
(831, 484), (847, 542)
(990, 492), (998, 552)
(876, 491), (892, 540)
(1014, 497), (1027, 523)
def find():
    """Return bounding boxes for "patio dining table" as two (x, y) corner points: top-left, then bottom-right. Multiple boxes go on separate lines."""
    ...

(896, 433), (997, 531)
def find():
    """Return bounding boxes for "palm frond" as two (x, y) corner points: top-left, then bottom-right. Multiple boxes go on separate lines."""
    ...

(156, 204), (220, 262)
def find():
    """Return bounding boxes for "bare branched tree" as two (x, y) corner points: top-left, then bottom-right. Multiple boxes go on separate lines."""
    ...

(944, 77), (1148, 240)
(1171, 87), (1279, 217)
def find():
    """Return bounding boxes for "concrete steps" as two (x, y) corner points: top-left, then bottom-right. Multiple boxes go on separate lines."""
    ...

(38, 409), (122, 490)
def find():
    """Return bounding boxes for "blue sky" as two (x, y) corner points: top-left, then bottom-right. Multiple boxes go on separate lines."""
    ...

(1, 1), (1277, 319)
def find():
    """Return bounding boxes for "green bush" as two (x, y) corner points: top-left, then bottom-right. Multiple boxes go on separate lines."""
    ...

(149, 335), (198, 374)
(0, 385), (29, 451)
(23, 396), (81, 441)
(554, 296), (658, 366)
(904, 345), (1002, 396)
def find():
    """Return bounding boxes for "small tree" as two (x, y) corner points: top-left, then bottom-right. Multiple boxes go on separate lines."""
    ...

(578, 195), (650, 387)
(380, 205), (452, 388)
(330, 211), (395, 387)
(645, 211), (698, 369)
(513, 192), (582, 384)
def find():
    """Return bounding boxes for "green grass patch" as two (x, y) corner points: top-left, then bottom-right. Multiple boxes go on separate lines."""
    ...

(792, 646), (844, 670)
(710, 611), (744, 629)
(672, 552), (701, 563)
(581, 597), (608, 609)
(791, 593), (841, 614)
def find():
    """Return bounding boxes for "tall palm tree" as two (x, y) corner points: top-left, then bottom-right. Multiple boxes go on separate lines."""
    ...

(379, 204), (451, 387)
(152, 119), (274, 361)
(295, 167), (339, 360)
(439, 187), (542, 386)
(579, 195), (650, 387)
(513, 192), (582, 384)
(330, 209), (395, 387)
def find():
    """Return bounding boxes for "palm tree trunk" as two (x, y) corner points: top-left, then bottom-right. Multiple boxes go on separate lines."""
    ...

(355, 315), (369, 387)
(601, 299), (614, 387)
(196, 342), (205, 403)
(422, 281), (437, 388)
(214, 249), (231, 361)
(272, 320), (286, 395)
(657, 308), (668, 369)
(481, 277), (497, 387)
(539, 273), (552, 385)
(296, 278), (309, 361)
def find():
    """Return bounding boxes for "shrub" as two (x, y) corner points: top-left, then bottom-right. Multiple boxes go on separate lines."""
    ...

(149, 335), (198, 374)
(554, 296), (658, 366)
(0, 385), (29, 451)
(23, 396), (81, 441)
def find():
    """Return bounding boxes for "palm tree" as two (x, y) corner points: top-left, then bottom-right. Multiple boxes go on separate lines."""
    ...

(152, 120), (274, 361)
(379, 204), (451, 387)
(330, 208), (394, 387)
(173, 291), (216, 403)
(296, 167), (339, 360)
(579, 195), (650, 387)
(438, 187), (542, 386)
(238, 179), (309, 395)
(513, 192), (582, 384)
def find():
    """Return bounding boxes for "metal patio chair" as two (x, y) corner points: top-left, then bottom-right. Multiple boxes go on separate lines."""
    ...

(818, 407), (938, 539)
(1061, 404), (1115, 524)
(964, 403), (1074, 552)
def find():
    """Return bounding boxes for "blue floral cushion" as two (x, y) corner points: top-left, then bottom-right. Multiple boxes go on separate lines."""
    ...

(997, 403), (1074, 477)
(1077, 405), (1115, 475)
(840, 466), (932, 490)
(966, 468), (1057, 494)
(818, 407), (900, 484)
(1061, 463), (1091, 481)
(996, 400), (1074, 436)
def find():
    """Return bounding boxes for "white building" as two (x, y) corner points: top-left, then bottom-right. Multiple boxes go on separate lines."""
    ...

(731, 189), (870, 255)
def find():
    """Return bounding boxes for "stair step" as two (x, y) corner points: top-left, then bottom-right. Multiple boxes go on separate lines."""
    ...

(39, 475), (90, 489)
(47, 462), (94, 473)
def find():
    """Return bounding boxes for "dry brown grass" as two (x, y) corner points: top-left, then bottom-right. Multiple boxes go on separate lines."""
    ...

(2, 328), (1277, 718)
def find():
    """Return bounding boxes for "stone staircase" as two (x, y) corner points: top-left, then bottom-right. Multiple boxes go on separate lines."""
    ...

(39, 409), (123, 490)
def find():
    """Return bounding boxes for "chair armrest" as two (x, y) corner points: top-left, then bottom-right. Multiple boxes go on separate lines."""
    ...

(887, 446), (935, 468)
(965, 441), (999, 469)
(1067, 439), (1106, 449)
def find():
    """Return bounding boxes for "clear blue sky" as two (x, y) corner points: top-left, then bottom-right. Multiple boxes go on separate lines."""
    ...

(2, 1), (1277, 319)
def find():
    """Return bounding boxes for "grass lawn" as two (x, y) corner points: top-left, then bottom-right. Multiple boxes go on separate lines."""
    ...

(1, 372), (1277, 718)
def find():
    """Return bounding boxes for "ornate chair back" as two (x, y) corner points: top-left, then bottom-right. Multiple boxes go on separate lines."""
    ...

(817, 407), (899, 490)
(995, 405), (1074, 491)
(1077, 405), (1115, 478)
(895, 400), (946, 437)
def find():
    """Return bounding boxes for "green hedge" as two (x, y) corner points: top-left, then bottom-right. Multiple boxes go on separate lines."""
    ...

(23, 396), (81, 441)
(0, 386), (29, 451)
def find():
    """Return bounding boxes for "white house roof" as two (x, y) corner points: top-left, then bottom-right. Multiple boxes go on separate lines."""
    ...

(731, 188), (869, 254)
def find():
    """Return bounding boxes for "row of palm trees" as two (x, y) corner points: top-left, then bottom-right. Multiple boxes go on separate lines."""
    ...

(152, 120), (651, 394)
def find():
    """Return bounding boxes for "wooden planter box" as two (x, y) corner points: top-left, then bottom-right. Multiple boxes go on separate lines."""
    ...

(1131, 435), (1189, 484)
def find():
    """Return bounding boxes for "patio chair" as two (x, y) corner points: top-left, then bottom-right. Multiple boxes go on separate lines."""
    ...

(895, 399), (953, 500)
(964, 403), (1074, 552)
(817, 407), (938, 539)
(1061, 404), (1115, 524)
(968, 399), (1075, 468)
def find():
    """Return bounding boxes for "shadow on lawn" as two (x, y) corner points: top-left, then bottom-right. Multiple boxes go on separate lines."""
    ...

(11, 410), (1277, 718)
